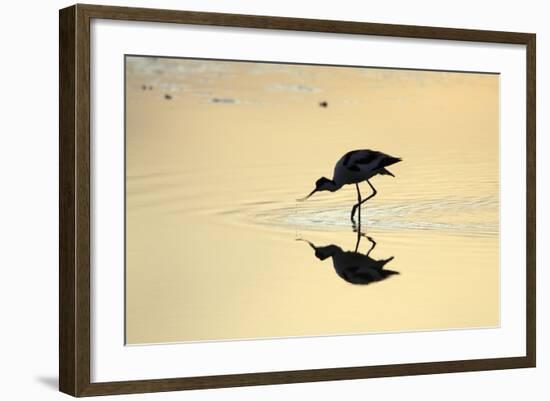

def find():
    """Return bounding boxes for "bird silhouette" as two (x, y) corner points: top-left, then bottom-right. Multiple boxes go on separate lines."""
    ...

(297, 232), (398, 285)
(298, 149), (401, 222)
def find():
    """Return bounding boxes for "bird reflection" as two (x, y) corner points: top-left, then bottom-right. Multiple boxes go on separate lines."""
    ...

(298, 229), (398, 285)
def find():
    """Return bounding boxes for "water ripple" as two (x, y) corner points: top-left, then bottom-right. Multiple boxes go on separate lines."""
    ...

(237, 196), (499, 238)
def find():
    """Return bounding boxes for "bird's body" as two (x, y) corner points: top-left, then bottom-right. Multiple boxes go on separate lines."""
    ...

(333, 149), (401, 187)
(299, 235), (398, 285)
(299, 149), (402, 222)
(322, 246), (397, 285)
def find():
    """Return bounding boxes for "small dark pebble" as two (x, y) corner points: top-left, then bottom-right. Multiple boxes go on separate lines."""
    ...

(319, 101), (328, 108)
(164, 94), (172, 100)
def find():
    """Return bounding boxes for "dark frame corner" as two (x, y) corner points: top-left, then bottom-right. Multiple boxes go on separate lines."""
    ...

(59, 3), (536, 397)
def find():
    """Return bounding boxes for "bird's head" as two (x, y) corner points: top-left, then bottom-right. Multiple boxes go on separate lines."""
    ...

(297, 177), (338, 201)
(313, 245), (341, 261)
(296, 238), (341, 261)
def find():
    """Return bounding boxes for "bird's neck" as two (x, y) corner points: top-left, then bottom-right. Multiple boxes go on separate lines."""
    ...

(325, 180), (342, 192)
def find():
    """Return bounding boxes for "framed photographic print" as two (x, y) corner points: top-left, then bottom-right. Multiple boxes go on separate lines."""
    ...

(59, 4), (536, 397)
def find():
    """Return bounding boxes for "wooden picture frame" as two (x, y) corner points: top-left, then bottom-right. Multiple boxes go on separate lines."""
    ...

(59, 3), (536, 397)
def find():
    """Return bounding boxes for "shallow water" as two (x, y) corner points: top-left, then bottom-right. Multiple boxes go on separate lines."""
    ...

(125, 57), (499, 344)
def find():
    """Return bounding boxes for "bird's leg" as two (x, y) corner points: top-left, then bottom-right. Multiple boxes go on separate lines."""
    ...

(358, 179), (377, 207)
(365, 236), (377, 257)
(354, 224), (362, 252)
(353, 223), (374, 254)
(353, 220), (363, 253)
(351, 183), (362, 224)
(357, 184), (362, 226)
(352, 181), (377, 223)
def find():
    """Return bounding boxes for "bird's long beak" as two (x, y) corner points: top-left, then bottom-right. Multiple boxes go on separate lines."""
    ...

(296, 238), (317, 250)
(297, 188), (317, 202)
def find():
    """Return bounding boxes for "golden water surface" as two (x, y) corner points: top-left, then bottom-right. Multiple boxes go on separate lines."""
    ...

(125, 56), (499, 344)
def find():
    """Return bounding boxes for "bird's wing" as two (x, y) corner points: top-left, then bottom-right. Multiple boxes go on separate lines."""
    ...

(341, 150), (383, 172)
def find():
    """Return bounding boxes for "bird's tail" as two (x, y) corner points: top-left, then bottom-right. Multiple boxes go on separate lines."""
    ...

(384, 156), (402, 167)
(384, 269), (400, 276)
(379, 168), (395, 177)
(377, 156), (401, 177)
(381, 256), (395, 266)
